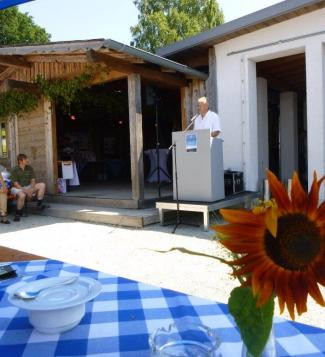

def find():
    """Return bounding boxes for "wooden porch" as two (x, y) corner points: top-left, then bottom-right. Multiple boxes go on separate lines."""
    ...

(0, 39), (211, 209)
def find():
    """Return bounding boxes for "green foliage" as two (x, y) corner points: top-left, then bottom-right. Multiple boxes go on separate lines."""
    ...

(0, 89), (38, 118)
(35, 72), (93, 112)
(0, 7), (50, 46)
(0, 70), (95, 118)
(228, 287), (274, 357)
(131, 0), (224, 52)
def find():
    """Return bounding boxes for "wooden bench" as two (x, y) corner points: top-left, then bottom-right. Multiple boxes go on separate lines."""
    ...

(0, 246), (45, 262)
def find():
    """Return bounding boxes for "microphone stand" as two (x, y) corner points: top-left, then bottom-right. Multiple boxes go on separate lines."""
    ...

(168, 115), (199, 234)
(149, 93), (171, 198)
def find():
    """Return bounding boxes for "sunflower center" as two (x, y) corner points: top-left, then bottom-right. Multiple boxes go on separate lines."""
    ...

(264, 213), (321, 271)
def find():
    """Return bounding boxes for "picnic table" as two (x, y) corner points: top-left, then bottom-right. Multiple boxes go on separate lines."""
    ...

(0, 259), (324, 356)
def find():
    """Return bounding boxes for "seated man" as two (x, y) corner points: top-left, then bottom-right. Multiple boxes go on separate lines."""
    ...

(10, 154), (47, 222)
(0, 165), (10, 224)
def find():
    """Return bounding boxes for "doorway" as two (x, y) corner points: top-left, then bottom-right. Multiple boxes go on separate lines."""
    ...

(55, 79), (181, 201)
(55, 80), (131, 198)
(256, 53), (307, 189)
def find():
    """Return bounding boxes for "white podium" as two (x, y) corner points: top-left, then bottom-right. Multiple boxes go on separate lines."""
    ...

(172, 129), (225, 202)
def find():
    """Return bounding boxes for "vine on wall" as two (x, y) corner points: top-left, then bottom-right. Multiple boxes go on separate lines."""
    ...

(0, 89), (39, 118)
(0, 69), (95, 118)
(35, 71), (93, 112)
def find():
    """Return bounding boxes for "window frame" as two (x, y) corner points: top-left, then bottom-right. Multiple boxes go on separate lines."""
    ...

(0, 121), (8, 158)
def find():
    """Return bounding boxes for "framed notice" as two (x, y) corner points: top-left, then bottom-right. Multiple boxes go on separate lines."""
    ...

(185, 133), (197, 152)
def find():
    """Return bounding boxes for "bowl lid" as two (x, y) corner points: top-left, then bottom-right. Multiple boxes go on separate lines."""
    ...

(8, 276), (102, 311)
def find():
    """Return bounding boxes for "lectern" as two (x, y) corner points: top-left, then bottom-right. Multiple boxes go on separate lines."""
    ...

(172, 129), (225, 202)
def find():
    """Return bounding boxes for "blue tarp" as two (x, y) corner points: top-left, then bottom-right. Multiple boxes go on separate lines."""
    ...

(0, 0), (34, 10)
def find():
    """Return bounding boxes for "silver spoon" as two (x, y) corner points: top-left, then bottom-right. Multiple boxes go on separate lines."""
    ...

(14, 276), (78, 300)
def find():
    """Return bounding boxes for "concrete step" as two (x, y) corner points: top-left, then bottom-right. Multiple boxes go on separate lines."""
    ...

(30, 203), (159, 228)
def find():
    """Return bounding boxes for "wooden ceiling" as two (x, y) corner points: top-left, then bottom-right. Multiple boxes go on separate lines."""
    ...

(0, 48), (190, 90)
(256, 53), (306, 93)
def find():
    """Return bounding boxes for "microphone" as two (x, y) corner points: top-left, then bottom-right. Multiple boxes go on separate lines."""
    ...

(190, 113), (199, 122)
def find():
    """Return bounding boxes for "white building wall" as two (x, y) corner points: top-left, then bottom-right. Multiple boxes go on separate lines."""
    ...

(215, 8), (325, 193)
(305, 41), (325, 196)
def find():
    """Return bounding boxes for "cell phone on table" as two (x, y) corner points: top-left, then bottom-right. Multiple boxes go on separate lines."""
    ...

(0, 265), (17, 280)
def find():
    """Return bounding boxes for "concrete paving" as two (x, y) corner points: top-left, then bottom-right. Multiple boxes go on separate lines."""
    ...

(1, 214), (325, 329)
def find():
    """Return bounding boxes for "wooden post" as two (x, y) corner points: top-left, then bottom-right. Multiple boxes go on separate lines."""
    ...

(180, 87), (191, 130)
(128, 73), (144, 202)
(7, 114), (18, 167)
(44, 99), (56, 194)
(206, 47), (218, 112)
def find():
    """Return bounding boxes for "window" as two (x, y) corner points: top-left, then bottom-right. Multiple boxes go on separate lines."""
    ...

(0, 122), (7, 158)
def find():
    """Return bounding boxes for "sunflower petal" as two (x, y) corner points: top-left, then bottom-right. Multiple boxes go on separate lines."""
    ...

(316, 201), (325, 223)
(219, 209), (264, 226)
(292, 272), (308, 316)
(214, 224), (264, 239)
(313, 263), (325, 287)
(267, 170), (291, 212)
(305, 272), (325, 307)
(291, 172), (307, 212)
(307, 173), (325, 218)
(265, 206), (278, 238)
(257, 280), (274, 307)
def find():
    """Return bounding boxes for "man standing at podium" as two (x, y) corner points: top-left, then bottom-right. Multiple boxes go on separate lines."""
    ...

(193, 97), (222, 138)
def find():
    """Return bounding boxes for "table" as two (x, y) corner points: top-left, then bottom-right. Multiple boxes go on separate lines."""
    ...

(0, 260), (324, 357)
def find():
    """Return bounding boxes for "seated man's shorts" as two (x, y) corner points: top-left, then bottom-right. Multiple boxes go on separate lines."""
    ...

(11, 185), (34, 196)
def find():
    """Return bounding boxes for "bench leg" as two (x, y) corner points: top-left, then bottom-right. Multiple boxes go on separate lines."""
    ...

(203, 210), (209, 231)
(159, 208), (164, 226)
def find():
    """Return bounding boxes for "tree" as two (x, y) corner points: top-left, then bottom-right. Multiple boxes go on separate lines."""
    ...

(0, 7), (50, 46)
(131, 0), (224, 52)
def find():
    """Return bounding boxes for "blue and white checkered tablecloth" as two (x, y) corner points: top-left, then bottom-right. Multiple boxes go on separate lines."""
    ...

(0, 260), (325, 357)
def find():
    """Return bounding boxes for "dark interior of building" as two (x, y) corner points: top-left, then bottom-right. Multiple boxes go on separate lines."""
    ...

(55, 79), (181, 196)
(256, 53), (307, 187)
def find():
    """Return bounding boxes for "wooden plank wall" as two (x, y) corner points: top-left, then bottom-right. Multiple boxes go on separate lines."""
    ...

(16, 98), (47, 183)
(11, 62), (87, 82)
(181, 79), (206, 130)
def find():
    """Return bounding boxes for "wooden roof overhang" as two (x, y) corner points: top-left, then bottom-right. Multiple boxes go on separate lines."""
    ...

(0, 39), (208, 90)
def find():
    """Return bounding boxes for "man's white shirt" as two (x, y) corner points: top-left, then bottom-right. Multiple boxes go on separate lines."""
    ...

(193, 110), (222, 137)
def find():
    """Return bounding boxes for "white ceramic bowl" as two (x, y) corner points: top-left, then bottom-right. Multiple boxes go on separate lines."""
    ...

(8, 276), (102, 334)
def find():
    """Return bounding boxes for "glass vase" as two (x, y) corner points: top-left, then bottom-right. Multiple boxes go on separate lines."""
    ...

(241, 328), (277, 357)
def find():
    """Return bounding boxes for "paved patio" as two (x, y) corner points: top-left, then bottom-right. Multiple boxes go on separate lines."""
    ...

(1, 215), (325, 329)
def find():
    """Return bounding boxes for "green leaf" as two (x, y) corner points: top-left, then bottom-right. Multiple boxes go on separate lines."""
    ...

(228, 287), (274, 357)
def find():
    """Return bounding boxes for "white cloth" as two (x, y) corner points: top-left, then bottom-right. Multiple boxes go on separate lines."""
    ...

(61, 161), (74, 180)
(194, 110), (222, 136)
(145, 149), (171, 183)
(69, 161), (80, 186)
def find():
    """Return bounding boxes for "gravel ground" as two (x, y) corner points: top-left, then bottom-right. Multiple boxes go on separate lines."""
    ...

(1, 214), (325, 329)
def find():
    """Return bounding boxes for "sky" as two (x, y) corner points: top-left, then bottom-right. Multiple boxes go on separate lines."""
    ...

(18, 0), (283, 44)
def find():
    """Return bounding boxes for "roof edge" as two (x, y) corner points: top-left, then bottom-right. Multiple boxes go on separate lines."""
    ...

(157, 0), (325, 57)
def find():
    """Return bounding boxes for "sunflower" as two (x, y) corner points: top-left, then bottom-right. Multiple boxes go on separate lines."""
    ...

(213, 170), (325, 320)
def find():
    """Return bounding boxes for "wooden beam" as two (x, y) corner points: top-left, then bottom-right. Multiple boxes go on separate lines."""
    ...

(5, 79), (40, 93)
(128, 73), (144, 202)
(0, 55), (31, 68)
(180, 86), (191, 130)
(261, 74), (303, 93)
(26, 54), (88, 63)
(44, 99), (56, 194)
(0, 67), (16, 81)
(206, 47), (218, 112)
(88, 50), (187, 87)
